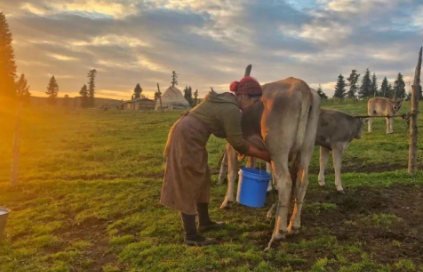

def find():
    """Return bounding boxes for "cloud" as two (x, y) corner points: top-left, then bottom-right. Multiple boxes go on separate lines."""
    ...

(1, 0), (422, 100)
(49, 54), (79, 61)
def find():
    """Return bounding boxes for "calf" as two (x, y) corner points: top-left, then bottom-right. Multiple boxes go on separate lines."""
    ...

(367, 97), (403, 133)
(316, 109), (367, 193)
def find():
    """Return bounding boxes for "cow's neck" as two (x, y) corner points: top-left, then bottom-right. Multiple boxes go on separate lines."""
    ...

(241, 100), (264, 138)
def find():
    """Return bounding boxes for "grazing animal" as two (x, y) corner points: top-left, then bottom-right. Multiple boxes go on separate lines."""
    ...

(367, 97), (403, 133)
(222, 77), (320, 241)
(316, 109), (367, 193)
(219, 109), (366, 208)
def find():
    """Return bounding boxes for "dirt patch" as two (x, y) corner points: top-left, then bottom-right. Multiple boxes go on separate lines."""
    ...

(56, 217), (123, 272)
(303, 184), (423, 265)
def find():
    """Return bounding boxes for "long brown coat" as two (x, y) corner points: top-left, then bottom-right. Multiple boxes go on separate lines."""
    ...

(160, 114), (212, 215)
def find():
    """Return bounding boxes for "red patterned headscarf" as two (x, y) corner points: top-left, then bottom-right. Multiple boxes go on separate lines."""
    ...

(229, 76), (262, 96)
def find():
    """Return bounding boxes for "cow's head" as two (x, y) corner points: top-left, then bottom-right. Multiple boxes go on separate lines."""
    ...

(354, 118), (368, 139)
(389, 98), (404, 113)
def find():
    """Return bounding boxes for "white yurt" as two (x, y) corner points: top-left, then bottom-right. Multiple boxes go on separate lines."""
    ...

(155, 86), (190, 110)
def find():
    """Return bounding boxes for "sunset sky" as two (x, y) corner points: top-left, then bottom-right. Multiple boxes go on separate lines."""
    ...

(1, 0), (422, 100)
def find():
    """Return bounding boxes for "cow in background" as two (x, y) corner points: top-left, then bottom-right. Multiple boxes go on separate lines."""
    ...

(367, 97), (403, 133)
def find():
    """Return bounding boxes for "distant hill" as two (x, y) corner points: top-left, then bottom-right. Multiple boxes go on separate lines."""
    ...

(30, 96), (123, 108)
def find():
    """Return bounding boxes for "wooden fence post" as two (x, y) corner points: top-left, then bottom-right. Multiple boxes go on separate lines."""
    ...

(10, 104), (22, 186)
(408, 47), (422, 175)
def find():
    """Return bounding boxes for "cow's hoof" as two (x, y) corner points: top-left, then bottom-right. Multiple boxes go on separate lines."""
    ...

(287, 226), (300, 236)
(273, 232), (286, 241)
(266, 210), (275, 220)
(337, 189), (345, 195)
(220, 201), (232, 210)
(318, 182), (325, 187)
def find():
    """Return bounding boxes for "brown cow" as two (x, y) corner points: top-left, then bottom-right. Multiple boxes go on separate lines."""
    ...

(221, 78), (320, 242)
(367, 97), (403, 133)
(219, 109), (366, 207)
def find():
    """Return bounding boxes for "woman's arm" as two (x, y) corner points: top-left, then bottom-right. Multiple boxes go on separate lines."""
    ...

(245, 144), (271, 163)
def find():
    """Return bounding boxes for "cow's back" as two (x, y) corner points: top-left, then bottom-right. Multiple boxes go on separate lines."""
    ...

(261, 77), (312, 154)
(316, 109), (360, 149)
(368, 97), (391, 116)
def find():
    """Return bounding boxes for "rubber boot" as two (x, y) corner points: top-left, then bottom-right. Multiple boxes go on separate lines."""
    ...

(196, 203), (225, 232)
(180, 212), (217, 246)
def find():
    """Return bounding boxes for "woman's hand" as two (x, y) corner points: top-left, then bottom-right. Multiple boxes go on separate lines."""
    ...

(246, 145), (271, 163)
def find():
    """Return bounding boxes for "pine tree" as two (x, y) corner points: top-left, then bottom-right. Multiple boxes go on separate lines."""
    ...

(133, 83), (142, 99)
(346, 69), (360, 99)
(0, 12), (17, 101)
(79, 84), (88, 108)
(87, 69), (97, 107)
(46, 76), (59, 105)
(184, 86), (193, 107)
(370, 73), (378, 97)
(333, 75), (346, 99)
(387, 83), (394, 98)
(16, 74), (31, 104)
(154, 91), (160, 102)
(359, 68), (372, 99)
(63, 94), (71, 108)
(193, 89), (199, 106)
(393, 73), (406, 98)
(380, 77), (389, 97)
(171, 71), (178, 87)
(316, 84), (328, 100)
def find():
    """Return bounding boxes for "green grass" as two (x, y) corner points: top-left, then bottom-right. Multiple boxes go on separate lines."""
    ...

(0, 100), (423, 271)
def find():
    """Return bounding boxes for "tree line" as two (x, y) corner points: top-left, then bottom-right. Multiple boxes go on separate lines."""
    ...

(0, 12), (31, 105)
(328, 68), (422, 100)
(1, 12), (99, 108)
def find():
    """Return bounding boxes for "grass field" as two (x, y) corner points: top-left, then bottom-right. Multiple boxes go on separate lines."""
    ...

(1, 100), (423, 272)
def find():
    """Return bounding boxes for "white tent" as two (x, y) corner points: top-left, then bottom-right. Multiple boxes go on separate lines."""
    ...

(155, 86), (190, 110)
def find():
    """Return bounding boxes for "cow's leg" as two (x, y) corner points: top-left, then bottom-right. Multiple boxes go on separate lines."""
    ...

(217, 151), (228, 185)
(385, 117), (391, 134)
(390, 117), (394, 133)
(287, 91), (319, 236)
(266, 201), (278, 220)
(332, 143), (345, 193)
(368, 117), (374, 133)
(220, 145), (238, 209)
(287, 152), (312, 235)
(266, 162), (273, 192)
(271, 152), (291, 240)
(318, 146), (330, 187)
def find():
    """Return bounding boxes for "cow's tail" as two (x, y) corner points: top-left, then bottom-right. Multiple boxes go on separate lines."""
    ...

(290, 86), (312, 186)
(293, 86), (311, 153)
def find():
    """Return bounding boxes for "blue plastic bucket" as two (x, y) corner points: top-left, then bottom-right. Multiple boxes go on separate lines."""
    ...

(236, 167), (271, 208)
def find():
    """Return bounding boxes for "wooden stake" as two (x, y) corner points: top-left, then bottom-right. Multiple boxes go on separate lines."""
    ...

(11, 104), (22, 186)
(157, 83), (163, 112)
(408, 47), (422, 175)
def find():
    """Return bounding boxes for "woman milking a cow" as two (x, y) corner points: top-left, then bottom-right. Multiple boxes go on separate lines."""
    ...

(160, 76), (271, 246)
